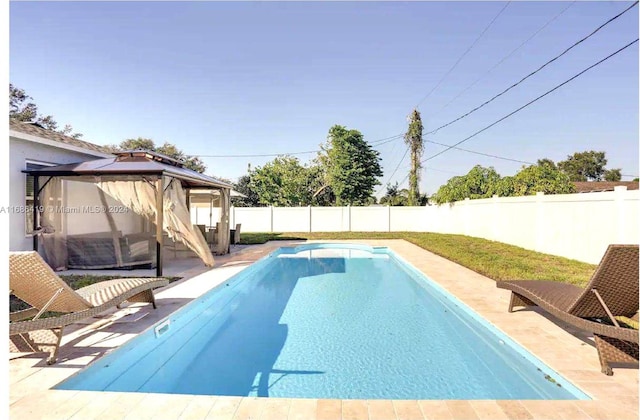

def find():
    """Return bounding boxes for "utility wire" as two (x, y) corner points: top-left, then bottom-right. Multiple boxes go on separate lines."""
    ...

(425, 1), (638, 136)
(376, 146), (410, 195)
(425, 140), (534, 164)
(415, 2), (511, 109)
(195, 150), (319, 158)
(432, 1), (576, 117)
(380, 138), (534, 192)
(191, 133), (403, 158)
(421, 38), (639, 164)
(367, 0), (636, 175)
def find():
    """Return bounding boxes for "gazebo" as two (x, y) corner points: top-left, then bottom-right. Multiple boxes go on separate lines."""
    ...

(24, 150), (232, 276)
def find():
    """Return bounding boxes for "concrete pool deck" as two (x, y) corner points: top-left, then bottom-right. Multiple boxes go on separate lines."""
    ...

(9, 240), (639, 420)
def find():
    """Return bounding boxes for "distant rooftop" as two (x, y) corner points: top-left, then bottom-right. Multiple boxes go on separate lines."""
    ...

(9, 118), (113, 155)
(573, 181), (639, 193)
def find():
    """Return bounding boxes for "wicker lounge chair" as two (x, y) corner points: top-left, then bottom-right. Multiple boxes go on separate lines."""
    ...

(496, 244), (639, 375)
(9, 251), (169, 364)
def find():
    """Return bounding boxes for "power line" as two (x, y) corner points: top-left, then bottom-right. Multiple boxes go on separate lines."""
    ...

(370, 133), (405, 145)
(194, 150), (319, 158)
(380, 139), (535, 193)
(425, 1), (639, 136)
(415, 2), (511, 109)
(422, 38), (639, 163)
(376, 146), (410, 195)
(432, 1), (576, 117)
(370, 134), (404, 146)
(425, 140), (534, 164)
(190, 133), (403, 158)
(376, 1), (638, 172)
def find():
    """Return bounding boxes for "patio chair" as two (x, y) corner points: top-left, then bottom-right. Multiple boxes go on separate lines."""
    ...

(232, 223), (242, 245)
(496, 244), (639, 375)
(9, 251), (169, 364)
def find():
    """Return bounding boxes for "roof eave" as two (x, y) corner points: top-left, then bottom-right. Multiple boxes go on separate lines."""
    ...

(10, 129), (114, 159)
(22, 168), (231, 189)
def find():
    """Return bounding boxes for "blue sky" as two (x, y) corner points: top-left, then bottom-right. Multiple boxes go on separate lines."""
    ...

(9, 1), (639, 197)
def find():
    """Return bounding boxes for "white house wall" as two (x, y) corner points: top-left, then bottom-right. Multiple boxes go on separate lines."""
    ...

(9, 137), (103, 251)
(10, 136), (144, 251)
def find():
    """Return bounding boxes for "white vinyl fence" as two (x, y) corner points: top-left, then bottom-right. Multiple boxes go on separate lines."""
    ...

(230, 187), (639, 264)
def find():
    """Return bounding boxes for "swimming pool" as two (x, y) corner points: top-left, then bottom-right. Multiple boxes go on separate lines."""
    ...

(56, 244), (589, 400)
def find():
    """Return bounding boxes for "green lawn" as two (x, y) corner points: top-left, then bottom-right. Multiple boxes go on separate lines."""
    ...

(238, 232), (597, 287)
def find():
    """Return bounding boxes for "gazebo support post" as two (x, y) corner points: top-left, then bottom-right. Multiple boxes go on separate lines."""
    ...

(32, 175), (39, 251)
(155, 176), (164, 277)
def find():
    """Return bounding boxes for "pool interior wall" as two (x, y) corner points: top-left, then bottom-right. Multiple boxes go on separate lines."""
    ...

(56, 243), (590, 400)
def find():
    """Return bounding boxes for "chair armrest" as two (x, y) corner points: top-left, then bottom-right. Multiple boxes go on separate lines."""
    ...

(10, 307), (39, 322)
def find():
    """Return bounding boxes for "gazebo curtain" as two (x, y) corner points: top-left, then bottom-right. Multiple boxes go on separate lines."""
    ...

(97, 177), (215, 267)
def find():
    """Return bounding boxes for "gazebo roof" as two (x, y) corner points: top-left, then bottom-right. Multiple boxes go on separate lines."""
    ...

(23, 150), (232, 190)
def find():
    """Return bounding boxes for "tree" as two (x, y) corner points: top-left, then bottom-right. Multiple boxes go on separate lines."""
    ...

(318, 125), (383, 206)
(379, 182), (409, 206)
(604, 169), (622, 182)
(433, 162), (576, 204)
(431, 165), (501, 204)
(250, 156), (317, 206)
(232, 174), (262, 207)
(108, 137), (207, 173)
(9, 84), (83, 138)
(9, 84), (37, 122)
(557, 151), (608, 181)
(307, 164), (335, 206)
(536, 158), (557, 169)
(507, 162), (575, 196)
(404, 109), (424, 206)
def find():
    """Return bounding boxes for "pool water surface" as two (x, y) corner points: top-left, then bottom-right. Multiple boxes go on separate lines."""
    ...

(56, 244), (589, 400)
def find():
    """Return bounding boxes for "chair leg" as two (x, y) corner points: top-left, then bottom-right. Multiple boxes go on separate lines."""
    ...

(127, 289), (158, 309)
(47, 327), (64, 365)
(10, 327), (64, 365)
(594, 334), (639, 376)
(508, 292), (536, 312)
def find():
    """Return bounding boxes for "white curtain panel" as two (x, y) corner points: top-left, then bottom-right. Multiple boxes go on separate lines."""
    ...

(97, 177), (215, 267)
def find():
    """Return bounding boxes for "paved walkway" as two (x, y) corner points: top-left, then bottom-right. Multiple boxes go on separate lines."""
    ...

(9, 240), (638, 419)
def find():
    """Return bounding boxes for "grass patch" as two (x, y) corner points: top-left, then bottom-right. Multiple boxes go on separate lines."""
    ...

(239, 232), (597, 286)
(238, 232), (308, 244)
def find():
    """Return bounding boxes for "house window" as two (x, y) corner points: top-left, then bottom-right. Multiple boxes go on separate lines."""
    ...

(25, 161), (54, 235)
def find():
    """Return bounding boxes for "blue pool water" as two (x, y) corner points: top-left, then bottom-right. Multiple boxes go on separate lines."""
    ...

(56, 244), (589, 400)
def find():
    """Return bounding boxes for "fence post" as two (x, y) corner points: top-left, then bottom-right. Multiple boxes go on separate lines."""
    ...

(535, 192), (545, 253)
(614, 186), (628, 243)
(491, 195), (499, 240)
(309, 205), (312, 233)
(464, 198), (471, 236)
(388, 205), (391, 232)
(270, 205), (274, 233)
(348, 205), (351, 232)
